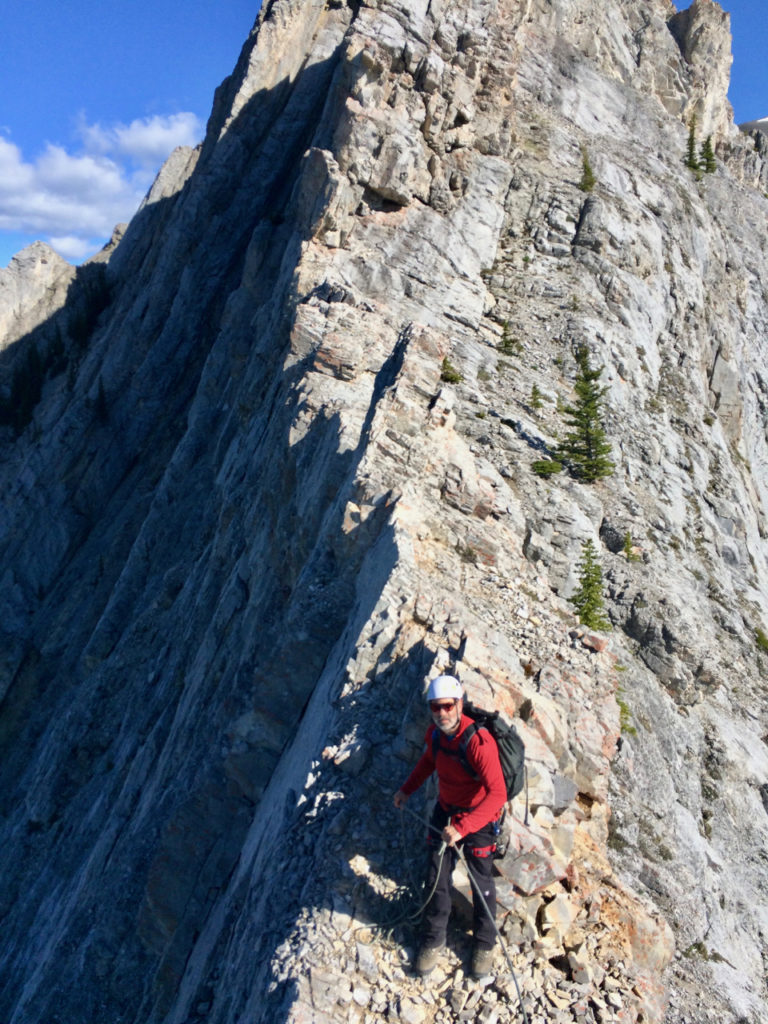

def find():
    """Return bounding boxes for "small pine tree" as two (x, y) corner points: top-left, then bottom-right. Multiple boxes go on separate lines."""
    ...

(532, 458), (563, 478)
(685, 115), (701, 172)
(440, 356), (463, 383)
(623, 530), (640, 562)
(557, 345), (615, 483)
(700, 135), (716, 174)
(530, 383), (543, 410)
(499, 320), (521, 355)
(570, 538), (610, 630)
(579, 147), (596, 192)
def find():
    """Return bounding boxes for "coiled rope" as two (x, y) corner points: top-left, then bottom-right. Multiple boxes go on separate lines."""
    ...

(350, 802), (531, 1023)
(398, 803), (532, 1024)
(353, 829), (449, 939)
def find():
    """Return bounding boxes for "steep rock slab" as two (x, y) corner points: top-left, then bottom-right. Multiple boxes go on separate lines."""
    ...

(0, 2), (768, 1024)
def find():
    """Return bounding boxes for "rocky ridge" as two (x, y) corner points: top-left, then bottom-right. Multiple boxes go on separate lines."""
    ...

(1, 2), (768, 1024)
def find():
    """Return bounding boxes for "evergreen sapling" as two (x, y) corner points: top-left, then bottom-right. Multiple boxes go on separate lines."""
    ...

(570, 538), (610, 630)
(685, 115), (701, 172)
(579, 147), (596, 192)
(557, 345), (614, 482)
(700, 135), (716, 174)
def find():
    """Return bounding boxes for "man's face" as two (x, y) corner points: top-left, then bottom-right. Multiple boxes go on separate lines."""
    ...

(430, 697), (462, 735)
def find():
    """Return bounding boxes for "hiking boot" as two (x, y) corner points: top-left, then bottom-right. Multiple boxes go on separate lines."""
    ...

(470, 945), (495, 978)
(415, 943), (444, 976)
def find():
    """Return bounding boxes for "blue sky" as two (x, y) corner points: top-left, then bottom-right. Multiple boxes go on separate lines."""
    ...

(721, 0), (768, 123)
(0, 1), (260, 267)
(0, 1), (766, 269)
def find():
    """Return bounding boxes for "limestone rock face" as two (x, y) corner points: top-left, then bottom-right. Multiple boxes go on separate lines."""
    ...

(0, 242), (75, 351)
(668, 0), (734, 140)
(1, 3), (767, 1024)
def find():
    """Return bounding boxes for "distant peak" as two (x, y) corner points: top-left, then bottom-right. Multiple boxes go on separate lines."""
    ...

(7, 240), (70, 272)
(739, 116), (768, 132)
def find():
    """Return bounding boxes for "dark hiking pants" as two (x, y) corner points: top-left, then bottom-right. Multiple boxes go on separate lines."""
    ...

(421, 803), (497, 950)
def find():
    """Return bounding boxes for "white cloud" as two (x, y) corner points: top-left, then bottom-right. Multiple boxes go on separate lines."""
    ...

(79, 112), (203, 168)
(48, 235), (99, 263)
(0, 112), (204, 264)
(0, 138), (34, 194)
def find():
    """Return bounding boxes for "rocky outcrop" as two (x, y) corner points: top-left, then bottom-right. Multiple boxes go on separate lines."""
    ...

(668, 0), (734, 141)
(1, 2), (768, 1024)
(0, 242), (75, 350)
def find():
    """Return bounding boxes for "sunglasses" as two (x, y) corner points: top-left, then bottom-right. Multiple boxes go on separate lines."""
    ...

(430, 700), (457, 713)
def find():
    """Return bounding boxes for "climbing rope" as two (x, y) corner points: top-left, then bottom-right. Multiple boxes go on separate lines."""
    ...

(398, 803), (532, 1024)
(351, 826), (448, 941)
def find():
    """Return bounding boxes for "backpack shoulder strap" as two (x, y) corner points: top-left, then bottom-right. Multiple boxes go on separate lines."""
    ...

(432, 722), (479, 774)
(433, 721), (492, 781)
(457, 721), (481, 778)
(460, 721), (494, 777)
(457, 721), (478, 756)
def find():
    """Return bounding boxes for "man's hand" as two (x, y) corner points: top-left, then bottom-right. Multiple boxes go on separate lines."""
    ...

(443, 824), (462, 847)
(393, 790), (408, 809)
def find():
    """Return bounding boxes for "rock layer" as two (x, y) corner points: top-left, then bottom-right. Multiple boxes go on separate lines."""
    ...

(1, 3), (767, 1024)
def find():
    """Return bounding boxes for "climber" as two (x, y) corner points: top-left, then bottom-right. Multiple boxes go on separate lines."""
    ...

(393, 674), (506, 979)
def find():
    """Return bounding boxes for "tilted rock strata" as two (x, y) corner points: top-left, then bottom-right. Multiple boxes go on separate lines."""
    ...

(0, 2), (767, 1024)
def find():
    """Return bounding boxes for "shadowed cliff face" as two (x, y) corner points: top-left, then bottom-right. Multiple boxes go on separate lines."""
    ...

(1, 2), (768, 1023)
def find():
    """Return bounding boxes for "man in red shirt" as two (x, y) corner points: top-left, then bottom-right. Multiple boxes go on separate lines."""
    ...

(394, 674), (506, 978)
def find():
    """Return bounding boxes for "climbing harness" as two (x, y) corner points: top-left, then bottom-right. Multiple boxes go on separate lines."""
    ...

(399, 803), (532, 1024)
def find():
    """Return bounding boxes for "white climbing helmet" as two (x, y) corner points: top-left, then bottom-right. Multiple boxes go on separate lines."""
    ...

(426, 674), (463, 702)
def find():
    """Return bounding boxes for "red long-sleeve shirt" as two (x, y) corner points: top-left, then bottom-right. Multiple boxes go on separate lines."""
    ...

(400, 714), (506, 837)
